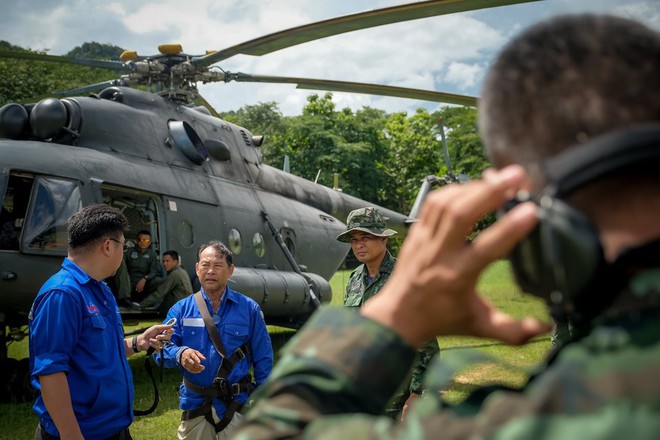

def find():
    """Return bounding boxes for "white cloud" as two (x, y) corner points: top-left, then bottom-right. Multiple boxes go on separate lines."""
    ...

(1, 0), (659, 115)
(442, 62), (482, 90)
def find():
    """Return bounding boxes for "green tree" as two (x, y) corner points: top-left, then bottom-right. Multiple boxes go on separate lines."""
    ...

(272, 93), (393, 208)
(435, 106), (489, 179)
(0, 41), (120, 105)
(435, 106), (495, 237)
(382, 108), (444, 214)
(66, 42), (124, 60)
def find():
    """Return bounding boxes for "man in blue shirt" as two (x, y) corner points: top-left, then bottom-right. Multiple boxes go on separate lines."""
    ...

(29, 204), (174, 440)
(158, 240), (273, 439)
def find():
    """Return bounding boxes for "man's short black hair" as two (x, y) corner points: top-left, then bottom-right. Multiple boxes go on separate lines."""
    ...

(163, 250), (180, 261)
(68, 204), (129, 250)
(197, 240), (233, 265)
(137, 230), (151, 237)
(480, 14), (660, 171)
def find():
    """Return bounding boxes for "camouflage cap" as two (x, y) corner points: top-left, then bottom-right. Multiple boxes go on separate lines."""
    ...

(336, 207), (397, 243)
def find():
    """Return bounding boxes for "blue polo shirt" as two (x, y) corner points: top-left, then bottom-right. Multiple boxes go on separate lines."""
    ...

(29, 258), (134, 438)
(158, 287), (273, 416)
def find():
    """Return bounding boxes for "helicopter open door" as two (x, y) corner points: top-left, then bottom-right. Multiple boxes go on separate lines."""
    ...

(100, 185), (167, 302)
(101, 185), (162, 253)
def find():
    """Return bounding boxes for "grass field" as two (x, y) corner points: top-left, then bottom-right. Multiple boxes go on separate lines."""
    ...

(0, 260), (551, 439)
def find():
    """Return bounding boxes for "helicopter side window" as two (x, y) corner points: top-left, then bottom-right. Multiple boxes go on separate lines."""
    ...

(23, 177), (82, 253)
(0, 174), (34, 251)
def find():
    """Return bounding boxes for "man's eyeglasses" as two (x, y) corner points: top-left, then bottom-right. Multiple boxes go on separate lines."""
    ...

(138, 238), (152, 244)
(109, 238), (128, 251)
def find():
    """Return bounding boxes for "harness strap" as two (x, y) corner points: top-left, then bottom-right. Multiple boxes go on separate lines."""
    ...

(133, 355), (160, 416)
(216, 343), (252, 380)
(215, 400), (243, 432)
(180, 396), (248, 433)
(183, 374), (255, 398)
(183, 291), (256, 432)
(193, 291), (227, 357)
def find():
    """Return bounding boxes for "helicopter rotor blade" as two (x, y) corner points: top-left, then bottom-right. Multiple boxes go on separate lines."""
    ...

(196, 0), (541, 67)
(52, 79), (128, 97)
(227, 72), (477, 107)
(0, 50), (127, 71)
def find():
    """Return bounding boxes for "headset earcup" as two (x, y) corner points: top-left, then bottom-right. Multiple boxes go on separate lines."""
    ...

(510, 197), (604, 307)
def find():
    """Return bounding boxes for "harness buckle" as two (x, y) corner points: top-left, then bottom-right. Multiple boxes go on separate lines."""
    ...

(231, 383), (241, 396)
(212, 376), (225, 388)
(234, 348), (245, 361)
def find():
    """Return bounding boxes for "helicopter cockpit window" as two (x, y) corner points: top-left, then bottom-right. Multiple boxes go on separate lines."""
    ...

(0, 173), (35, 251)
(23, 177), (82, 253)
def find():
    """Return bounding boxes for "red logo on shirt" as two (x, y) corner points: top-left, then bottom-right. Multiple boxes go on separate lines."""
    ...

(87, 304), (99, 313)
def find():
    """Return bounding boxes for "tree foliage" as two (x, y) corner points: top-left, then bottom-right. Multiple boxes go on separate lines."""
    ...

(66, 42), (124, 60)
(436, 106), (489, 179)
(382, 109), (444, 213)
(221, 101), (288, 167)
(224, 94), (490, 215)
(0, 41), (120, 104)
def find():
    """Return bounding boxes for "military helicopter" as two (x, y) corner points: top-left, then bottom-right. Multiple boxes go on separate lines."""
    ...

(0, 0), (536, 379)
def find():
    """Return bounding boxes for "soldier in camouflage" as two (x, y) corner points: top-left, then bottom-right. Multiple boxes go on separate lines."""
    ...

(337, 207), (439, 419)
(233, 14), (660, 439)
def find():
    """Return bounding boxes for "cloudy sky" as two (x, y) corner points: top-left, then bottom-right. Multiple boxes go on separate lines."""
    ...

(2, 0), (659, 115)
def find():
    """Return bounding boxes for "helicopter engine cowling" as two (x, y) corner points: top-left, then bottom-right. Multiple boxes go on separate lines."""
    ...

(0, 103), (29, 139)
(30, 97), (68, 140)
(229, 267), (331, 326)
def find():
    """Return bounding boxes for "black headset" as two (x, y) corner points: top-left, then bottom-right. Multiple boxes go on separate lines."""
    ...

(506, 124), (660, 323)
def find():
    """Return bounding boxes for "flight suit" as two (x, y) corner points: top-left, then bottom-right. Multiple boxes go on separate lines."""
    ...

(140, 265), (193, 314)
(124, 247), (162, 301)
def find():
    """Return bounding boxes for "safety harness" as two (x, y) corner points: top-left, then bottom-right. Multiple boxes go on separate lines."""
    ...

(180, 292), (256, 432)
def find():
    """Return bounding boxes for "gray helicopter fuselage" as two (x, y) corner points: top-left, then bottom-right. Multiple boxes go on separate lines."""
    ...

(0, 86), (408, 330)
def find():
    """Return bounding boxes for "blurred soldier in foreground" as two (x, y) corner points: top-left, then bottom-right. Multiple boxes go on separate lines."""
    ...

(233, 14), (660, 439)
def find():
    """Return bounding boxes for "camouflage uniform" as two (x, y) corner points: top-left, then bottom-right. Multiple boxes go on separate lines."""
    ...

(234, 269), (660, 439)
(345, 250), (440, 416)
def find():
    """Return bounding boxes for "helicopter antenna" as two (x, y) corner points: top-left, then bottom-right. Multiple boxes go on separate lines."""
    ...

(283, 155), (290, 173)
(437, 117), (455, 178)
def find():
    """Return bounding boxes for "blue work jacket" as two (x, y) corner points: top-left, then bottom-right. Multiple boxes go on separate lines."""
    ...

(29, 258), (134, 438)
(158, 286), (274, 417)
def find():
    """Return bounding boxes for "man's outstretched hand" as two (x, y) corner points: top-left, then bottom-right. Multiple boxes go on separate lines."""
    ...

(362, 165), (551, 347)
